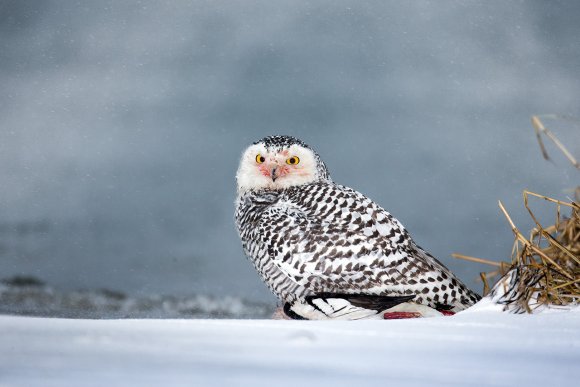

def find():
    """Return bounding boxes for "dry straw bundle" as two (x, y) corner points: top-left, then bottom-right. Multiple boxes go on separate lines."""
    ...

(454, 192), (579, 313)
(501, 191), (578, 312)
(454, 116), (579, 313)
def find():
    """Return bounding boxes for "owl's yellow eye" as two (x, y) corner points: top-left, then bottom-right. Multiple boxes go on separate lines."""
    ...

(256, 154), (266, 164)
(286, 156), (300, 165)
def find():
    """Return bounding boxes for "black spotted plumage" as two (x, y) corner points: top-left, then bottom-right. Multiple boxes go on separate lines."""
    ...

(235, 136), (480, 319)
(254, 135), (310, 150)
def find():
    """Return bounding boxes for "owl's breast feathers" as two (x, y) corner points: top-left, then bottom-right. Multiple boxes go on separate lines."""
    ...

(236, 182), (480, 311)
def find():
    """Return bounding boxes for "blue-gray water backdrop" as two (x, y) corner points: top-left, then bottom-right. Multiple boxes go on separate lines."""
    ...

(1, 1), (578, 305)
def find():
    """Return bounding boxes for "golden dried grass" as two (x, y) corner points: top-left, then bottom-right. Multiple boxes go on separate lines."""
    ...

(453, 115), (579, 312)
(454, 191), (579, 312)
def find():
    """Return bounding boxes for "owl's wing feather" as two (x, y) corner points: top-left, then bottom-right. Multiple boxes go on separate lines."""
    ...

(259, 183), (479, 310)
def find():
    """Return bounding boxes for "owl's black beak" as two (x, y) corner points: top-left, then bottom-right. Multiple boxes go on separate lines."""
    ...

(271, 168), (278, 182)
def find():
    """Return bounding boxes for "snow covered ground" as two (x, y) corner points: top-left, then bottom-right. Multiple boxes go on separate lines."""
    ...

(1, 308), (579, 387)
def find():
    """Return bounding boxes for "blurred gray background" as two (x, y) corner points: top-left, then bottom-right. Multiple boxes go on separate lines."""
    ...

(1, 0), (578, 305)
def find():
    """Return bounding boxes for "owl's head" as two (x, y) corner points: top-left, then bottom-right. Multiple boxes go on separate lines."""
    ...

(236, 135), (330, 193)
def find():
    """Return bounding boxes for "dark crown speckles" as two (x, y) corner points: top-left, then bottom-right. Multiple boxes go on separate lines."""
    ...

(254, 135), (310, 150)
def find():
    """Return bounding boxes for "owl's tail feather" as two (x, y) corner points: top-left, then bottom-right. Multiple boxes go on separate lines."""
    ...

(284, 293), (416, 320)
(307, 293), (416, 311)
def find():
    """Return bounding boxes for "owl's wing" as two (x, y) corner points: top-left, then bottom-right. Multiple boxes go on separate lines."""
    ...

(260, 184), (479, 310)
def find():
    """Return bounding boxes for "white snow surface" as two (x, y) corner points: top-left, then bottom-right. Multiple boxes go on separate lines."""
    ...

(1, 308), (579, 387)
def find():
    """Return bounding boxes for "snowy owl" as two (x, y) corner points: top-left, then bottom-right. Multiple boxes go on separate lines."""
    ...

(235, 135), (480, 320)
